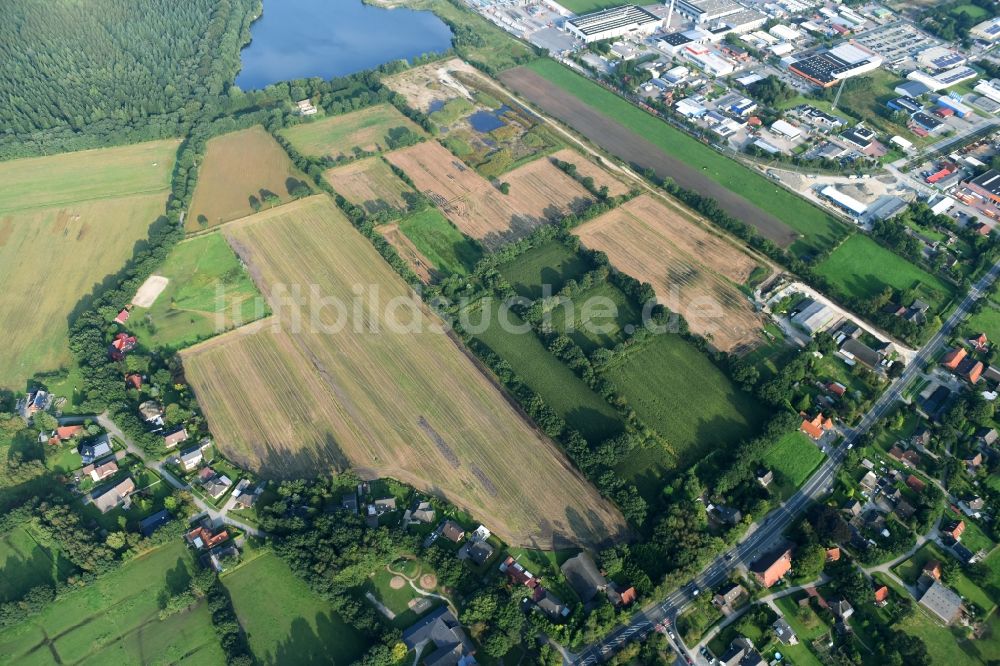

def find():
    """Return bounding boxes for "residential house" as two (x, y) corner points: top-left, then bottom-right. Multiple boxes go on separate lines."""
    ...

(561, 552), (608, 603)
(859, 470), (878, 494)
(832, 599), (854, 621)
(138, 401), (164, 426)
(750, 547), (793, 588)
(840, 338), (885, 370)
(951, 542), (977, 564)
(919, 581), (963, 624)
(772, 618), (798, 645)
(125, 373), (142, 390)
(800, 412), (834, 440)
(719, 636), (761, 666)
(942, 346), (967, 370)
(911, 427), (932, 449)
(90, 459), (118, 482)
(163, 427), (189, 450)
(203, 475), (233, 500)
(79, 434), (112, 464)
(115, 307), (131, 325)
(90, 476), (135, 513)
(440, 520), (466, 543)
(826, 381), (847, 398)
(606, 583), (637, 607)
(874, 584), (889, 606)
(922, 560), (943, 582)
(976, 427), (998, 446)
(467, 541), (495, 567)
(48, 425), (83, 445)
(843, 500), (863, 517)
(17, 389), (52, 420)
(404, 500), (436, 525)
(711, 504), (744, 525)
(713, 583), (747, 614)
(888, 445), (920, 468)
(233, 488), (257, 510)
(186, 525), (229, 550)
(532, 587), (570, 621)
(895, 499), (917, 520)
(108, 333), (137, 361)
(756, 469), (773, 487)
(959, 496), (985, 517)
(500, 556), (538, 588)
(139, 509), (172, 537)
(826, 547), (841, 562)
(401, 607), (475, 666)
(942, 520), (965, 541)
(965, 452), (984, 475)
(906, 474), (926, 493)
(178, 445), (203, 471)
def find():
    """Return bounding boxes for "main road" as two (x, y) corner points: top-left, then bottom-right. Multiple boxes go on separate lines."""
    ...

(573, 260), (1000, 665)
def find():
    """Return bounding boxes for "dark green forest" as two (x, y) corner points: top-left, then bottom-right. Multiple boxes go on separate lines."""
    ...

(0, 0), (257, 159)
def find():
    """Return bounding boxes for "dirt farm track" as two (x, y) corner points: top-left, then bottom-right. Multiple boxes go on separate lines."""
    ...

(499, 67), (799, 248)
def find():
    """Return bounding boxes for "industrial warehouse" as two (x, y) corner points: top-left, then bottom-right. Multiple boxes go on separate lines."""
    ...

(789, 42), (883, 87)
(565, 5), (662, 43)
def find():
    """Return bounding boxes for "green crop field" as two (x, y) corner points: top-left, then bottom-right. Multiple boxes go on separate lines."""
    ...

(604, 333), (766, 495)
(0, 139), (179, 389)
(518, 59), (846, 255)
(0, 524), (75, 603)
(499, 240), (591, 300)
(761, 431), (824, 496)
(549, 282), (641, 352)
(398, 208), (483, 277)
(815, 235), (956, 308)
(470, 298), (624, 443)
(224, 552), (370, 665)
(0, 541), (224, 665)
(130, 233), (266, 350)
(279, 104), (425, 158)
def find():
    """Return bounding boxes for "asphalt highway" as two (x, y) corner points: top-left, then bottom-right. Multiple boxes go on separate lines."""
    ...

(573, 261), (1000, 666)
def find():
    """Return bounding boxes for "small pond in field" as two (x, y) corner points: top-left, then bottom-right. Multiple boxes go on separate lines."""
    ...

(235, 0), (453, 90)
(468, 105), (511, 133)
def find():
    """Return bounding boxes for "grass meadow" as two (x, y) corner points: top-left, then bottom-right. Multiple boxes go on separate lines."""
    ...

(223, 552), (370, 665)
(521, 59), (845, 255)
(280, 103), (426, 158)
(469, 297), (625, 444)
(130, 233), (266, 350)
(0, 524), (75, 603)
(186, 126), (310, 231)
(761, 431), (825, 497)
(397, 208), (484, 277)
(498, 239), (591, 300)
(0, 139), (178, 389)
(548, 282), (641, 352)
(967, 301), (1000, 341)
(604, 333), (766, 497)
(0, 541), (225, 666)
(815, 234), (956, 308)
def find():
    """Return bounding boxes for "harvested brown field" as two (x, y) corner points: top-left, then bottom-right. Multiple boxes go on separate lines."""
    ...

(574, 195), (766, 353)
(500, 66), (800, 248)
(186, 126), (311, 232)
(501, 157), (594, 221)
(548, 148), (631, 197)
(386, 142), (538, 249)
(182, 196), (626, 547)
(279, 104), (426, 158)
(377, 223), (435, 283)
(323, 157), (416, 215)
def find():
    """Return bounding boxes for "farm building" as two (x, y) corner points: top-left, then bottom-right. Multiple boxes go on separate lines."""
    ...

(919, 582), (963, 624)
(792, 299), (836, 335)
(565, 5), (662, 43)
(821, 185), (867, 217)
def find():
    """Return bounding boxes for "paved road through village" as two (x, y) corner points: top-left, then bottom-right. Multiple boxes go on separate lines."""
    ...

(572, 259), (1000, 665)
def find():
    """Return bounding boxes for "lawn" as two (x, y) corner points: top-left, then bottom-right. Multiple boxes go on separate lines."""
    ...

(815, 234), (956, 308)
(0, 541), (225, 665)
(364, 567), (444, 629)
(519, 59), (846, 255)
(223, 551), (370, 665)
(0, 139), (178, 389)
(498, 240), (591, 300)
(603, 333), (767, 471)
(397, 207), (484, 277)
(470, 298), (625, 444)
(0, 524), (75, 603)
(548, 282), (642, 352)
(130, 233), (266, 350)
(967, 301), (1000, 341)
(279, 103), (426, 159)
(761, 431), (825, 496)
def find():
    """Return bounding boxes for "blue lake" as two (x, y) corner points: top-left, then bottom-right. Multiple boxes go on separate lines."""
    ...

(235, 0), (453, 90)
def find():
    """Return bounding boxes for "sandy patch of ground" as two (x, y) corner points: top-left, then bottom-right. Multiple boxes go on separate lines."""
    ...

(132, 275), (169, 308)
(419, 574), (437, 590)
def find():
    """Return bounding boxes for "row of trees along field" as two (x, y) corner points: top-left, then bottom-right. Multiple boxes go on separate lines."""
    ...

(0, 0), (257, 159)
